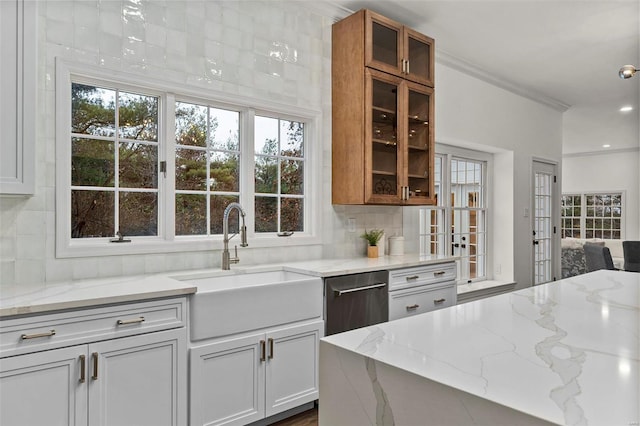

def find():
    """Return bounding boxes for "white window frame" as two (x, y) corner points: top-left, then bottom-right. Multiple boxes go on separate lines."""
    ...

(561, 191), (625, 240)
(55, 59), (322, 258)
(418, 145), (492, 284)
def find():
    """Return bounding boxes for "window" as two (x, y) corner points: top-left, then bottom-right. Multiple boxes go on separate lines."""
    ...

(174, 102), (240, 236)
(419, 152), (488, 283)
(254, 116), (305, 233)
(561, 193), (623, 239)
(71, 83), (159, 238)
(56, 62), (317, 257)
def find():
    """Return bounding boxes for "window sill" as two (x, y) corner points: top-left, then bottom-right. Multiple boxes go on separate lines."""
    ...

(56, 234), (322, 259)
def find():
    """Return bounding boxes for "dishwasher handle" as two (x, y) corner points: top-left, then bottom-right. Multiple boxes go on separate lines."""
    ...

(334, 282), (387, 297)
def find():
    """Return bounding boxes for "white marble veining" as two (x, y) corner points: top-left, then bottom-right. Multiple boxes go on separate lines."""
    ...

(320, 270), (639, 426)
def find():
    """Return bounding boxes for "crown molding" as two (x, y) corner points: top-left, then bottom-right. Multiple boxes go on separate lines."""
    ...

(436, 51), (570, 112)
(562, 146), (640, 158)
(305, 1), (353, 22)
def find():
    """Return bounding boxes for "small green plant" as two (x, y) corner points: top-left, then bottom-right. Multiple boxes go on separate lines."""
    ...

(361, 229), (384, 246)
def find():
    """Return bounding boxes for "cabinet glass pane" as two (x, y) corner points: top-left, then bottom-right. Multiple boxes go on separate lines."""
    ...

(407, 88), (429, 198)
(371, 78), (398, 196)
(372, 22), (398, 68)
(408, 36), (430, 79)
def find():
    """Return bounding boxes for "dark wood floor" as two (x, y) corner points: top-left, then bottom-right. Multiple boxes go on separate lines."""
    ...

(271, 407), (318, 426)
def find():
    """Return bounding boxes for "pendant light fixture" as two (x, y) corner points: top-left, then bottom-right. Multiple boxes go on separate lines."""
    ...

(619, 64), (638, 79)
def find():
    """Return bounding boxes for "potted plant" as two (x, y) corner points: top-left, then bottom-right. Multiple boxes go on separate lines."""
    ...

(361, 229), (384, 258)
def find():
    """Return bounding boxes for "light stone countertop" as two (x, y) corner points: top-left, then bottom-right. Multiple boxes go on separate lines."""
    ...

(321, 270), (640, 425)
(0, 254), (456, 317)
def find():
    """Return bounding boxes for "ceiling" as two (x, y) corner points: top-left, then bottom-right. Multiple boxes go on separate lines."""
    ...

(329, 0), (640, 154)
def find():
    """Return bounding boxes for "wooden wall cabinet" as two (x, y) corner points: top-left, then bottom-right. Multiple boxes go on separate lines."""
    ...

(365, 10), (434, 87)
(332, 9), (435, 205)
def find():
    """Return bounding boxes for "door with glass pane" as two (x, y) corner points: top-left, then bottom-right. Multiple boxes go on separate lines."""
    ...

(365, 69), (402, 204)
(450, 158), (486, 282)
(364, 10), (434, 86)
(404, 81), (434, 204)
(532, 161), (556, 285)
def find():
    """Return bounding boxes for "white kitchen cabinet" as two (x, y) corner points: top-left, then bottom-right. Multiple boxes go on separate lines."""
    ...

(0, 345), (85, 426)
(0, 0), (36, 195)
(190, 320), (323, 426)
(0, 298), (188, 426)
(388, 261), (457, 321)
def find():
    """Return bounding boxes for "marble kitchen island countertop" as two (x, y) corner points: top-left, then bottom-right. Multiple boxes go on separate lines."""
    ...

(319, 270), (639, 426)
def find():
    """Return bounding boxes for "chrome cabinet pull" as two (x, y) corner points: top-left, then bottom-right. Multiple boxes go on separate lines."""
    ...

(406, 304), (420, 311)
(91, 352), (99, 380)
(406, 59), (410, 74)
(79, 355), (86, 383)
(434, 271), (446, 276)
(334, 282), (386, 296)
(21, 329), (56, 340)
(405, 275), (419, 281)
(434, 298), (446, 304)
(260, 340), (266, 362)
(268, 338), (274, 360)
(116, 316), (145, 325)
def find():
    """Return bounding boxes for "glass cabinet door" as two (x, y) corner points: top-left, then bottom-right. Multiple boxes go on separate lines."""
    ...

(404, 29), (434, 87)
(365, 11), (402, 77)
(405, 82), (434, 204)
(366, 70), (401, 203)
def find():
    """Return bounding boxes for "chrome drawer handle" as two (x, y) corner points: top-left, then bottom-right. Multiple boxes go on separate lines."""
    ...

(405, 275), (419, 281)
(117, 316), (145, 325)
(21, 330), (56, 340)
(434, 298), (446, 304)
(434, 271), (446, 276)
(334, 282), (386, 296)
(406, 304), (420, 311)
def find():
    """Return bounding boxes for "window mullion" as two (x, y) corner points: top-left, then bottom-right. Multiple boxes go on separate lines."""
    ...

(164, 93), (176, 240)
(243, 108), (255, 236)
(114, 89), (120, 235)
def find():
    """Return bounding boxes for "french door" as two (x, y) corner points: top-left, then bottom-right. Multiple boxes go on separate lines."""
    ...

(532, 160), (557, 285)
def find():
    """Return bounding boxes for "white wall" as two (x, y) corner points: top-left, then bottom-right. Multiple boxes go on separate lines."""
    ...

(405, 64), (564, 289)
(0, 1), (402, 289)
(0, 1), (563, 291)
(562, 151), (640, 240)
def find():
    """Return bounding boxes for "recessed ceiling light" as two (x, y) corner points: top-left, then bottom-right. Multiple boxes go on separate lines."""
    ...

(603, 144), (611, 148)
(620, 106), (633, 112)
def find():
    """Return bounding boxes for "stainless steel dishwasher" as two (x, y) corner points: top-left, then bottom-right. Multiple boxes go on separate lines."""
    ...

(324, 270), (388, 335)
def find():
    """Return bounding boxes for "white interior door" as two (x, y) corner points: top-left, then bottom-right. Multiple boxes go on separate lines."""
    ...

(532, 161), (557, 285)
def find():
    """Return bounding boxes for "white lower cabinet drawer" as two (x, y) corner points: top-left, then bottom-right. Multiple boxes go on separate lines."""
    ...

(1, 298), (186, 357)
(389, 284), (456, 321)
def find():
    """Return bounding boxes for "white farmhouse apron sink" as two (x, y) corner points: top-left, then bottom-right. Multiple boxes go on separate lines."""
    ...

(178, 269), (323, 341)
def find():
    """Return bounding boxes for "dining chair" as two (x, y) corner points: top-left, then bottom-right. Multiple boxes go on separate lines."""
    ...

(583, 243), (616, 272)
(622, 241), (640, 272)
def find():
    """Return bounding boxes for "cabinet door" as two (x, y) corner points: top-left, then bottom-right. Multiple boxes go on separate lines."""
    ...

(403, 28), (434, 87)
(190, 333), (265, 426)
(265, 320), (323, 417)
(403, 81), (435, 205)
(0, 346), (87, 426)
(87, 329), (186, 426)
(365, 69), (404, 204)
(364, 10), (403, 77)
(0, 0), (36, 195)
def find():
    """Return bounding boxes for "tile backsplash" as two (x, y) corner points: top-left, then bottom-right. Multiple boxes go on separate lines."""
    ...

(0, 0), (403, 288)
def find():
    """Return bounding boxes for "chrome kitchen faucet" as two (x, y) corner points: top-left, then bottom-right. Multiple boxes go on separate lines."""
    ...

(222, 202), (248, 270)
